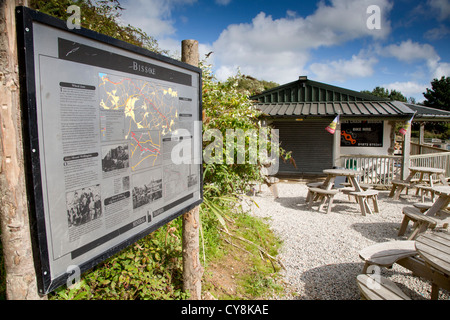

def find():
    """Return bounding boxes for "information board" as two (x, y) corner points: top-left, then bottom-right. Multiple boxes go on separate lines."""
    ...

(16, 7), (202, 294)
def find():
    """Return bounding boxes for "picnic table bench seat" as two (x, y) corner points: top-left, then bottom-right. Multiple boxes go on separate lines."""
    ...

(349, 190), (379, 216)
(340, 182), (372, 190)
(398, 206), (438, 240)
(389, 180), (416, 199)
(306, 187), (339, 214)
(415, 184), (437, 202)
(306, 181), (325, 188)
(356, 274), (411, 300)
(359, 240), (417, 272)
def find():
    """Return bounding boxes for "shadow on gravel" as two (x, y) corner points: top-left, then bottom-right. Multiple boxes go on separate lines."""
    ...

(274, 195), (308, 210)
(273, 195), (366, 216)
(297, 262), (364, 300)
(295, 262), (427, 300)
(351, 222), (404, 242)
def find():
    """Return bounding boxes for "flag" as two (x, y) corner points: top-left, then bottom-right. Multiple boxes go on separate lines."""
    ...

(325, 115), (339, 134)
(399, 114), (414, 135)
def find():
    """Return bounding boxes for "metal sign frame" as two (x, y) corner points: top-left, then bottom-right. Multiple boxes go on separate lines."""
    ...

(16, 6), (203, 294)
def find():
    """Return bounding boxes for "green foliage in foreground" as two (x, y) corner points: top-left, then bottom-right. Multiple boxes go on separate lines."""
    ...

(50, 220), (187, 300)
(49, 195), (281, 300)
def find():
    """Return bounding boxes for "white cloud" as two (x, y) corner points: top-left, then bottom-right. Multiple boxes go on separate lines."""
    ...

(119, 0), (197, 37)
(428, 0), (450, 21)
(379, 40), (450, 82)
(424, 24), (450, 40)
(309, 54), (378, 82)
(428, 60), (450, 79)
(215, 0), (232, 5)
(212, 0), (393, 82)
(382, 81), (427, 96)
(381, 40), (439, 63)
(381, 81), (428, 102)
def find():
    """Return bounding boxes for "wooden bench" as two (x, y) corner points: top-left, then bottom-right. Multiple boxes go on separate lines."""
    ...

(398, 206), (438, 240)
(359, 240), (417, 273)
(349, 190), (379, 216)
(413, 202), (433, 212)
(415, 184), (437, 202)
(358, 240), (416, 300)
(356, 274), (411, 300)
(306, 181), (324, 188)
(389, 180), (415, 200)
(307, 187), (339, 214)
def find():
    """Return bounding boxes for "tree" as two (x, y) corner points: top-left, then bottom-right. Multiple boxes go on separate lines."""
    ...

(30, 0), (166, 55)
(1, 0), (43, 300)
(361, 86), (407, 102)
(225, 72), (279, 96)
(423, 76), (450, 111)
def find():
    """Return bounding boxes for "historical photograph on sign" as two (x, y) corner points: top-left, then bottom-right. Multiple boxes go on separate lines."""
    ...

(132, 169), (163, 210)
(101, 143), (130, 172)
(341, 121), (384, 147)
(66, 184), (102, 228)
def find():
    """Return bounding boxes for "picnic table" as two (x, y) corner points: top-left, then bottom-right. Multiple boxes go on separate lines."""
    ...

(307, 169), (379, 216)
(415, 231), (450, 299)
(358, 231), (450, 300)
(322, 168), (363, 191)
(389, 166), (447, 200)
(399, 185), (450, 239)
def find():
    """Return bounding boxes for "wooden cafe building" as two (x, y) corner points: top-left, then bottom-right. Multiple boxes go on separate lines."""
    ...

(251, 76), (450, 185)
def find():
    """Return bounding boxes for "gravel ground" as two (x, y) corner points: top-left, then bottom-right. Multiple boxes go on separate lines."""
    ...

(244, 179), (450, 300)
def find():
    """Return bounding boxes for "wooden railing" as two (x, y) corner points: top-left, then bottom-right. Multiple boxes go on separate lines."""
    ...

(339, 154), (402, 186)
(410, 151), (450, 178)
(411, 142), (448, 155)
(340, 144), (450, 187)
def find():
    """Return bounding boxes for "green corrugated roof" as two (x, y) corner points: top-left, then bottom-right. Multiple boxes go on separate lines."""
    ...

(255, 101), (413, 118)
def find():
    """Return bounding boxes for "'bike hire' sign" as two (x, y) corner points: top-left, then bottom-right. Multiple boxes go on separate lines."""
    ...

(16, 7), (202, 294)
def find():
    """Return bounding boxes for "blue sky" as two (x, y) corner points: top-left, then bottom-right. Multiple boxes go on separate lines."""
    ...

(119, 0), (450, 102)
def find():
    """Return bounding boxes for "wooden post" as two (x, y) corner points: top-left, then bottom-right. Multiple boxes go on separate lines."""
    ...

(0, 0), (43, 300)
(332, 122), (341, 167)
(181, 39), (202, 300)
(402, 123), (411, 180)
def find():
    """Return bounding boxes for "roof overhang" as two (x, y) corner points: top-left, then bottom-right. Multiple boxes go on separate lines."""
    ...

(255, 100), (414, 120)
(404, 103), (450, 122)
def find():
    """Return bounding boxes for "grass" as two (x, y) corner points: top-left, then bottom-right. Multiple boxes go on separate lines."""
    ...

(200, 201), (284, 300)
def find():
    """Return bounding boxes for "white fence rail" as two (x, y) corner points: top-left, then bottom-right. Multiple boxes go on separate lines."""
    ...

(339, 155), (402, 186)
(410, 152), (450, 178)
(340, 144), (450, 187)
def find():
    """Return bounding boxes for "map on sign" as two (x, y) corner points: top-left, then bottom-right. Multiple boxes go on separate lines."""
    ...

(98, 73), (179, 171)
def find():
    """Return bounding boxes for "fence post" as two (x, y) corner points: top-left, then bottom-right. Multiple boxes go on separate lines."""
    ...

(401, 125), (411, 180)
(0, 0), (44, 300)
(181, 39), (203, 300)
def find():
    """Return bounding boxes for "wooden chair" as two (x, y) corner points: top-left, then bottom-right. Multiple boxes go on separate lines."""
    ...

(306, 187), (338, 214)
(349, 190), (379, 216)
